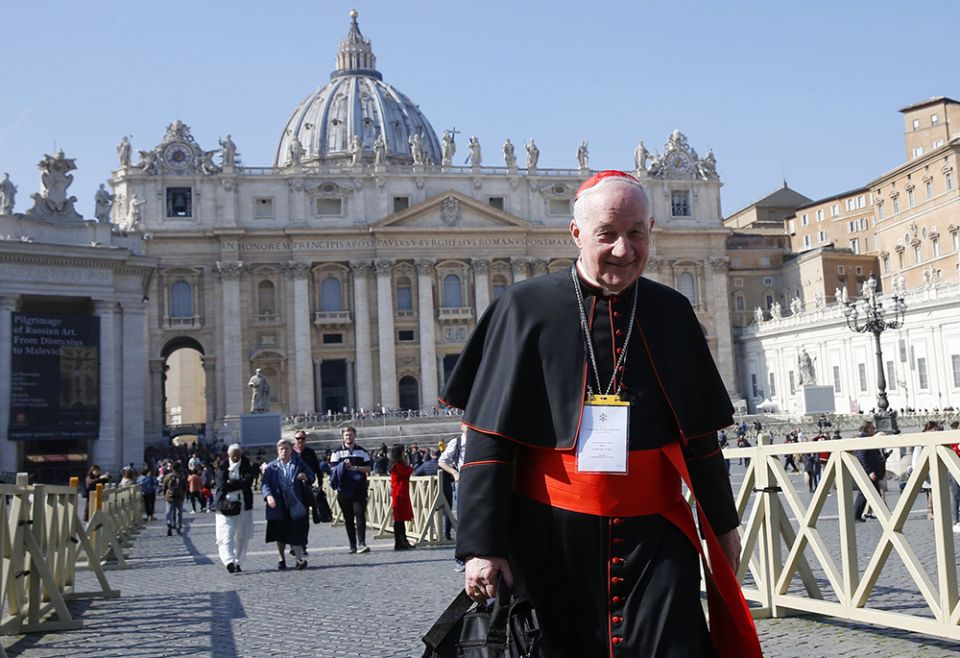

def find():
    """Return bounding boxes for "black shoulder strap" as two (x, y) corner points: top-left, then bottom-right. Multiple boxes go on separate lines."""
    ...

(421, 590), (475, 652)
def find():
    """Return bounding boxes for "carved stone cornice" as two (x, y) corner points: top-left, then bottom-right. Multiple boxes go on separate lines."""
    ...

(531, 259), (549, 275)
(94, 300), (117, 315)
(510, 257), (529, 275)
(472, 258), (490, 274)
(415, 258), (436, 276)
(709, 256), (730, 272)
(646, 256), (664, 272)
(0, 295), (20, 313)
(349, 260), (372, 276)
(284, 261), (311, 280)
(215, 260), (244, 280)
(374, 258), (394, 275)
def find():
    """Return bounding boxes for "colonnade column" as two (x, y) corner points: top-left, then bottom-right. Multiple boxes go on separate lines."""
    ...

(0, 296), (18, 471)
(350, 261), (374, 411)
(216, 261), (244, 418)
(473, 259), (491, 319)
(287, 261), (315, 414)
(313, 359), (323, 413)
(120, 303), (147, 467)
(511, 257), (529, 283)
(93, 300), (118, 470)
(416, 259), (439, 408)
(148, 359), (165, 437)
(201, 356), (216, 437)
(375, 259), (399, 409)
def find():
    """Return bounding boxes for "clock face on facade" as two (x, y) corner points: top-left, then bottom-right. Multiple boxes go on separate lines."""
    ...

(665, 151), (688, 171)
(162, 142), (195, 170)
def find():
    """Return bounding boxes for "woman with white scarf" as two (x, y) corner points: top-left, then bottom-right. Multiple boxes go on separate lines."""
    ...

(213, 444), (255, 573)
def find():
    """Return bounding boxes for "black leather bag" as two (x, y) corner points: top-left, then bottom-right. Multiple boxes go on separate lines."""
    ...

(421, 582), (541, 658)
(220, 499), (242, 516)
(311, 485), (333, 523)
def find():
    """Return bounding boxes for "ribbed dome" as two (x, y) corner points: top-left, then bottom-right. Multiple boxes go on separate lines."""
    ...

(274, 11), (442, 167)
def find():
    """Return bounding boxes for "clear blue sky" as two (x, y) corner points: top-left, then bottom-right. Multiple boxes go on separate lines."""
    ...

(2, 1), (958, 219)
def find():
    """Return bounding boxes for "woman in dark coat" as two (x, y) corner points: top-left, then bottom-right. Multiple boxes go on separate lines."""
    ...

(261, 438), (314, 570)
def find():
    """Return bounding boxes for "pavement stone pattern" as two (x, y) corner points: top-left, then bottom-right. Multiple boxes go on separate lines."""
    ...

(2, 463), (960, 657)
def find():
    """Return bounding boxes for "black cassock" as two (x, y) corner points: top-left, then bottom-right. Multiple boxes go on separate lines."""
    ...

(441, 268), (742, 658)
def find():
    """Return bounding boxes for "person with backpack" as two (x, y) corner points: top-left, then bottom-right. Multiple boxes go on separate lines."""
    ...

(162, 462), (187, 536)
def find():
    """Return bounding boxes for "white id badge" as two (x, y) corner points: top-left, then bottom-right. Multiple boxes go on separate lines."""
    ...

(576, 395), (630, 473)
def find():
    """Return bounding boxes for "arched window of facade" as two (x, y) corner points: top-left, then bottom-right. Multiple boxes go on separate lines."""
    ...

(396, 276), (413, 311)
(492, 275), (508, 300)
(677, 272), (697, 305)
(170, 281), (193, 318)
(258, 280), (276, 315)
(442, 274), (463, 308)
(398, 375), (420, 410)
(321, 276), (342, 312)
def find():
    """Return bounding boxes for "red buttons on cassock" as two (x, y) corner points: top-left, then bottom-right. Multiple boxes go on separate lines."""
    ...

(612, 537), (624, 544)
(616, 347), (623, 355)
(617, 365), (624, 372)
(613, 310), (621, 318)
(610, 296), (618, 304)
(612, 616), (622, 624)
(611, 577), (623, 584)
(615, 329), (623, 337)
(612, 596), (622, 603)
(612, 517), (623, 525)
(612, 637), (623, 645)
(612, 557), (624, 565)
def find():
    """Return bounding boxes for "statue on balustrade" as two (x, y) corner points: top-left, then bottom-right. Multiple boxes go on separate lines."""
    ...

(441, 130), (456, 166)
(503, 138), (517, 169)
(525, 139), (539, 169)
(219, 134), (237, 167)
(94, 183), (114, 223)
(468, 136), (482, 167)
(374, 132), (387, 165)
(0, 173), (16, 215)
(577, 141), (589, 170)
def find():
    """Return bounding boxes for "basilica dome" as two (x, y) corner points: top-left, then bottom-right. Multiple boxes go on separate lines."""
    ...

(274, 11), (442, 167)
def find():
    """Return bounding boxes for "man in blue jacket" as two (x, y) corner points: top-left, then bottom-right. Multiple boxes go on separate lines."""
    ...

(330, 427), (372, 554)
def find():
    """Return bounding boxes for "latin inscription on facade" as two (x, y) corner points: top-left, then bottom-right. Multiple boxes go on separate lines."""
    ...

(219, 236), (571, 252)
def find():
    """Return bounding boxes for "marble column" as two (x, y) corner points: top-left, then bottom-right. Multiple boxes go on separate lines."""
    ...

(350, 261), (374, 411)
(148, 359), (164, 436)
(473, 259), (491, 319)
(511, 257), (529, 283)
(375, 259), (399, 409)
(120, 303), (147, 467)
(93, 300), (118, 470)
(416, 259), (439, 408)
(287, 261), (315, 414)
(345, 359), (356, 410)
(201, 356), (216, 434)
(216, 262), (244, 418)
(0, 296), (18, 471)
(313, 359), (324, 412)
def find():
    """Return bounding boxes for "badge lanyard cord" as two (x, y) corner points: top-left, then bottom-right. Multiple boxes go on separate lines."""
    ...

(570, 265), (638, 398)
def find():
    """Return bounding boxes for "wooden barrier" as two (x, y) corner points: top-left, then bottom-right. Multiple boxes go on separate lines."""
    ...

(723, 429), (960, 642)
(1, 473), (143, 644)
(322, 475), (456, 546)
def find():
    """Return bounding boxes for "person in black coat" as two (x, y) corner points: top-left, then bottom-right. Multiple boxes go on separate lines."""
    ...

(853, 422), (884, 521)
(213, 445), (255, 573)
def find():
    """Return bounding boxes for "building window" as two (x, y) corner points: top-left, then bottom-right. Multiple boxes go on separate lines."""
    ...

(320, 277), (343, 311)
(768, 372), (776, 397)
(734, 294), (745, 311)
(393, 196), (410, 213)
(952, 354), (960, 387)
(858, 363), (867, 392)
(882, 255), (890, 273)
(918, 357), (929, 389)
(886, 361), (896, 390)
(908, 188), (916, 208)
(762, 276), (774, 286)
(934, 140), (945, 148)
(488, 197), (505, 210)
(751, 374), (758, 397)
(914, 244), (922, 264)
(322, 333), (343, 345)
(395, 277), (413, 311)
(912, 118), (921, 131)
(442, 274), (463, 308)
(926, 180), (934, 199)
(946, 172), (953, 191)
(257, 280), (276, 315)
(953, 231), (960, 251)
(398, 329), (416, 342)
(931, 113), (939, 125)
(831, 204), (840, 217)
(816, 209), (824, 222)
(316, 198), (343, 216)
(166, 187), (192, 218)
(850, 239), (859, 254)
(892, 196), (900, 213)
(491, 275), (508, 300)
(254, 198), (274, 219)
(801, 213), (809, 226)
(677, 271), (698, 304)
(833, 365), (842, 393)
(933, 237), (941, 257)
(803, 235), (812, 248)
(671, 191), (691, 217)
(877, 201), (884, 220)
(788, 371), (796, 394)
(398, 376), (419, 410)
(912, 147), (924, 159)
(170, 281), (193, 317)
(733, 277), (744, 288)
(837, 265), (846, 275)
(549, 199), (571, 215)
(855, 266), (863, 275)
(818, 230), (826, 243)
(765, 293), (775, 309)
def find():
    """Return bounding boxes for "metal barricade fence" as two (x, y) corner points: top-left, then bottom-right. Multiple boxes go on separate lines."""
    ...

(1, 474), (143, 649)
(722, 429), (960, 641)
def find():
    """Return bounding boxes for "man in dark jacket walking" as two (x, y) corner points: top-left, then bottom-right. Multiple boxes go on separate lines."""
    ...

(853, 423), (884, 521)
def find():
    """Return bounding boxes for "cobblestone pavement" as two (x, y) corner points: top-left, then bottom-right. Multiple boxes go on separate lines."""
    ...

(3, 465), (960, 657)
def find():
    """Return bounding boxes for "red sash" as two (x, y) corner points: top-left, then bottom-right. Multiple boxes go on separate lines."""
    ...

(516, 445), (763, 658)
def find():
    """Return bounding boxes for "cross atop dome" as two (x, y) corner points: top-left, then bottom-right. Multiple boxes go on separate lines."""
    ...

(332, 9), (381, 81)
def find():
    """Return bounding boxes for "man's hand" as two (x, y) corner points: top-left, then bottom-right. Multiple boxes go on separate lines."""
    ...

(717, 528), (741, 574)
(464, 556), (512, 604)
(266, 495), (277, 509)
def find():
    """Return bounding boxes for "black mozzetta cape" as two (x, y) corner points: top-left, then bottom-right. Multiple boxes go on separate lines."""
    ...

(441, 269), (734, 448)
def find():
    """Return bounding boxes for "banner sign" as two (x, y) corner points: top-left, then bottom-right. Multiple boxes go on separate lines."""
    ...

(8, 313), (101, 441)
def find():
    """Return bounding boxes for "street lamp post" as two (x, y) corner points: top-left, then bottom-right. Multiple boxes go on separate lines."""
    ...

(842, 274), (907, 433)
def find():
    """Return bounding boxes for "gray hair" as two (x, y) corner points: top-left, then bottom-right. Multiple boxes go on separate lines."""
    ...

(227, 443), (242, 455)
(276, 437), (294, 448)
(572, 176), (651, 228)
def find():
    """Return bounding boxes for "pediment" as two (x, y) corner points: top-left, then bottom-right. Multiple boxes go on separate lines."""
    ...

(372, 191), (531, 230)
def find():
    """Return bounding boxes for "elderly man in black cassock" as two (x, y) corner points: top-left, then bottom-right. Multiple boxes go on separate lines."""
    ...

(441, 171), (762, 657)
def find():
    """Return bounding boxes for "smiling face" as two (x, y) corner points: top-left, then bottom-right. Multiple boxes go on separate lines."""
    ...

(341, 429), (356, 449)
(570, 182), (654, 292)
